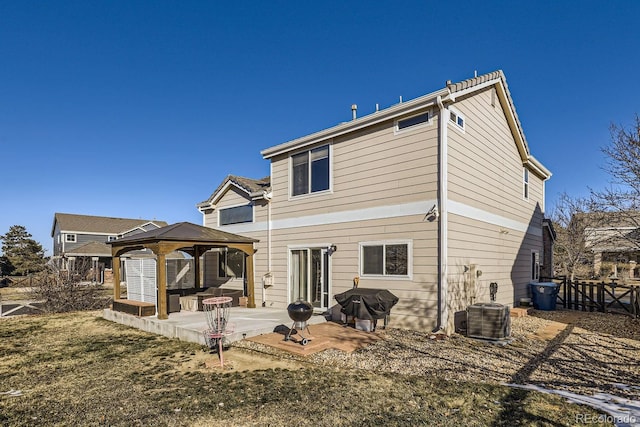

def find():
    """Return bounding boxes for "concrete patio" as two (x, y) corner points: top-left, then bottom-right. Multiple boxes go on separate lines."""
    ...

(102, 306), (329, 346)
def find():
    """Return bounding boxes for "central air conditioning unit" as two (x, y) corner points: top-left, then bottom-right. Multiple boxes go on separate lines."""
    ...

(466, 302), (511, 340)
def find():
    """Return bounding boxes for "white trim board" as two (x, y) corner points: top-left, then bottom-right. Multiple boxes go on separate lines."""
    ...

(448, 200), (542, 236)
(220, 199), (542, 236)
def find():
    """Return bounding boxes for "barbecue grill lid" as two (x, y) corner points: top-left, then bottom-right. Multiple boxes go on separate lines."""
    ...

(334, 288), (399, 320)
(287, 300), (314, 322)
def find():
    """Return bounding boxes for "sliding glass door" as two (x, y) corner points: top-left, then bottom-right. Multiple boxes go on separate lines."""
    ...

(290, 248), (330, 310)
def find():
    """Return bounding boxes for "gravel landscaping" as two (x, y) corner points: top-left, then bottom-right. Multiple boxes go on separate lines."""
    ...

(235, 309), (640, 401)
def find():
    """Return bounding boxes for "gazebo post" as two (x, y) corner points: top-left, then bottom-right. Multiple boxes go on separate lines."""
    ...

(156, 253), (168, 320)
(194, 246), (201, 290)
(246, 250), (256, 308)
(113, 256), (121, 300)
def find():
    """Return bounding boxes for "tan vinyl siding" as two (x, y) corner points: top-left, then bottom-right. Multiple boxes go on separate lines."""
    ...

(216, 187), (251, 209)
(253, 200), (269, 223)
(446, 213), (540, 311)
(269, 115), (439, 220)
(447, 88), (543, 223)
(445, 88), (545, 321)
(262, 214), (439, 331)
(202, 212), (216, 229)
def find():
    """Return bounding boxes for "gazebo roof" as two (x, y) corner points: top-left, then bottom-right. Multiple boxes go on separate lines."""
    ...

(107, 221), (258, 247)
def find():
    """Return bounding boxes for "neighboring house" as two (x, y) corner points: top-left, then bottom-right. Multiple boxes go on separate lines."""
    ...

(50, 213), (168, 281)
(583, 211), (640, 279)
(198, 70), (552, 332)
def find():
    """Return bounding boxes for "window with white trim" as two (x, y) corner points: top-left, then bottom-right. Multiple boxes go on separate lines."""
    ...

(218, 248), (245, 278)
(291, 144), (330, 196)
(395, 111), (430, 133)
(523, 168), (529, 200)
(449, 108), (465, 131)
(65, 234), (76, 243)
(107, 236), (117, 242)
(219, 203), (253, 226)
(360, 241), (411, 277)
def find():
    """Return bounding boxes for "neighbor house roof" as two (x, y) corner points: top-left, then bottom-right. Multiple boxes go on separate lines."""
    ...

(197, 175), (271, 210)
(260, 69), (550, 180)
(64, 241), (111, 257)
(51, 213), (168, 237)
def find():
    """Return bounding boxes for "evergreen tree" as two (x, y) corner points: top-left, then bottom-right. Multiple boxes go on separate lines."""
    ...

(0, 225), (46, 275)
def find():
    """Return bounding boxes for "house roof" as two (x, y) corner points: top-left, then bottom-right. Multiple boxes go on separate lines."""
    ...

(107, 222), (258, 246)
(197, 175), (271, 209)
(581, 211), (640, 229)
(64, 241), (111, 257)
(51, 213), (168, 237)
(260, 70), (550, 180)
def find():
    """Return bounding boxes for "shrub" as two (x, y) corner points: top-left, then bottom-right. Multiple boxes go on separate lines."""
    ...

(29, 260), (112, 313)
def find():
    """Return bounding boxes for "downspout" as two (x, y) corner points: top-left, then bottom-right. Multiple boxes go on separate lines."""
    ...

(436, 94), (450, 332)
(264, 188), (273, 307)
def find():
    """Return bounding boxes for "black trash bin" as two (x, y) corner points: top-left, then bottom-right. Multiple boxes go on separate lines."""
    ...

(529, 282), (559, 311)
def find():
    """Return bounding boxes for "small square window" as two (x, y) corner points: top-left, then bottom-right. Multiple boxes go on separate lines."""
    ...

(449, 108), (465, 131)
(65, 234), (76, 243)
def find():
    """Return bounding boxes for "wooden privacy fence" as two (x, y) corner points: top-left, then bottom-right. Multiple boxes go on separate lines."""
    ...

(543, 276), (640, 318)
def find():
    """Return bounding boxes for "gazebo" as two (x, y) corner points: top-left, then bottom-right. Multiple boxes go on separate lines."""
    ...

(107, 222), (258, 319)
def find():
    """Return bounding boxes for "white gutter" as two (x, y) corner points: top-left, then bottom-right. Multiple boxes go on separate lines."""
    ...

(262, 89), (449, 159)
(436, 94), (450, 332)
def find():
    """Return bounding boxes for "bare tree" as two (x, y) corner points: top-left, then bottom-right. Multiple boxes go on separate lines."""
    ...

(551, 192), (598, 280)
(586, 115), (640, 279)
(30, 258), (111, 313)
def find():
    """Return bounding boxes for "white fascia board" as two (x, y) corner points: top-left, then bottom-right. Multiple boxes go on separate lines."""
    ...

(526, 155), (552, 180)
(207, 181), (252, 207)
(492, 80), (530, 162)
(261, 89), (449, 159)
(448, 78), (502, 101)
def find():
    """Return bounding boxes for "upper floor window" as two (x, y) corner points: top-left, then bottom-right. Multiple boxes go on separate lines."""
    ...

(395, 111), (430, 133)
(360, 241), (411, 278)
(449, 108), (465, 131)
(523, 168), (529, 200)
(65, 234), (76, 243)
(219, 204), (253, 226)
(107, 236), (118, 242)
(291, 144), (330, 196)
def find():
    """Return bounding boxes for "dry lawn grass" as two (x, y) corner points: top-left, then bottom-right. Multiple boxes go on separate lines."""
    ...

(0, 311), (613, 426)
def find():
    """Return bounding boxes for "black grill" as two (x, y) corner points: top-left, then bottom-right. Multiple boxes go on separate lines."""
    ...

(334, 288), (399, 330)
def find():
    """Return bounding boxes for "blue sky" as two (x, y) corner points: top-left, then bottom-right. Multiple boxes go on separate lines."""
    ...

(1, 1), (639, 256)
